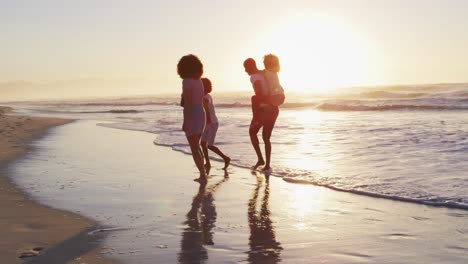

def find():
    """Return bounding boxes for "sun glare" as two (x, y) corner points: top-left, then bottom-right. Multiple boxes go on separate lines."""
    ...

(287, 110), (329, 171)
(251, 14), (385, 94)
(285, 184), (326, 219)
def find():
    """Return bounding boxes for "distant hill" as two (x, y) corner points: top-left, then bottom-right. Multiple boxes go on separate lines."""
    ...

(0, 78), (162, 101)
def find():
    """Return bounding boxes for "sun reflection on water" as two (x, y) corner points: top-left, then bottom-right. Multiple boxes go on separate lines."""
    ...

(279, 109), (332, 172)
(282, 184), (326, 220)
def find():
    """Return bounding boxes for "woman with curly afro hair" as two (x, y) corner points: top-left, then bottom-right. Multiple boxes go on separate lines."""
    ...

(177, 54), (207, 182)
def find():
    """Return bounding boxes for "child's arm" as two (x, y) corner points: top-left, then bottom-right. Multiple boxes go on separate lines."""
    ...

(253, 80), (266, 101)
(203, 97), (212, 124)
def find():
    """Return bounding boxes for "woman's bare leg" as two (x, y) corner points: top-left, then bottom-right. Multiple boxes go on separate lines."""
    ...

(249, 119), (265, 168)
(187, 134), (207, 181)
(262, 129), (272, 170)
(261, 106), (279, 171)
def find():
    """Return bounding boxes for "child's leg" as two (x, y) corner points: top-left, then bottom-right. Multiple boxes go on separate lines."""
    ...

(205, 123), (230, 169)
(207, 145), (231, 169)
(201, 141), (211, 170)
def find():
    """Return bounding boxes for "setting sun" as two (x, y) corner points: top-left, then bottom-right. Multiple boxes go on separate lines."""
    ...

(251, 14), (387, 93)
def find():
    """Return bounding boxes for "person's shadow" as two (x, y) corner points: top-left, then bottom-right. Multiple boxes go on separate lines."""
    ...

(247, 173), (283, 263)
(178, 172), (229, 264)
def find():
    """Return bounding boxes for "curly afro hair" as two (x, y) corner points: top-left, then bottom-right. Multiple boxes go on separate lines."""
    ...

(177, 54), (203, 79)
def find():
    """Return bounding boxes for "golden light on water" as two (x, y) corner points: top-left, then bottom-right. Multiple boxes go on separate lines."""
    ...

(280, 110), (330, 172)
(295, 109), (324, 124)
(284, 184), (325, 220)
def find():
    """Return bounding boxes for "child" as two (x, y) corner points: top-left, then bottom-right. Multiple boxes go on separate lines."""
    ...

(200, 78), (231, 172)
(263, 54), (285, 106)
(243, 58), (269, 122)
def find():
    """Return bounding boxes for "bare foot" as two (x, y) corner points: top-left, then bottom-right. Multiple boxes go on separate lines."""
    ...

(222, 157), (231, 170)
(261, 167), (272, 176)
(252, 160), (265, 169)
(204, 163), (211, 175)
(193, 177), (208, 183)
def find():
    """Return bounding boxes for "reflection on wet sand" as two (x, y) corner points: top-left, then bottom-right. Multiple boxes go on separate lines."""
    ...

(247, 173), (283, 264)
(178, 173), (229, 264)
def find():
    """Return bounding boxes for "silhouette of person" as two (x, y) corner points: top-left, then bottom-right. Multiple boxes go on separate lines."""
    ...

(247, 173), (282, 263)
(178, 174), (229, 263)
(200, 77), (231, 173)
(243, 58), (280, 173)
(177, 54), (207, 183)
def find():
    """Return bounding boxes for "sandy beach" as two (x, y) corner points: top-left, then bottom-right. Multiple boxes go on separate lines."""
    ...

(0, 106), (117, 263)
(3, 108), (466, 263)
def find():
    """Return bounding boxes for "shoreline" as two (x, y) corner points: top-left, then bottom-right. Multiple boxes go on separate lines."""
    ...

(283, 177), (468, 210)
(2, 106), (467, 263)
(12, 118), (467, 263)
(0, 106), (118, 263)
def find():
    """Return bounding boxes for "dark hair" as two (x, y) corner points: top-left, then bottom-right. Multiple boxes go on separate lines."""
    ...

(263, 54), (280, 72)
(243, 58), (257, 70)
(177, 54), (203, 79)
(201, 78), (212, 94)
(243, 58), (259, 76)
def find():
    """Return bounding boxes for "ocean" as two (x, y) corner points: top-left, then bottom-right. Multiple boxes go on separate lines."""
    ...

(4, 83), (468, 210)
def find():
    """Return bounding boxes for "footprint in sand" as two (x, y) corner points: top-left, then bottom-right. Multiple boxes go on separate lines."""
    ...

(411, 216), (431, 221)
(363, 217), (383, 222)
(333, 251), (373, 262)
(383, 233), (416, 240)
(456, 228), (468, 238)
(446, 245), (468, 253)
(447, 212), (468, 218)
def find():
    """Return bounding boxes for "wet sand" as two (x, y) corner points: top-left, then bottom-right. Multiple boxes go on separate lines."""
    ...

(0, 106), (118, 263)
(8, 117), (468, 263)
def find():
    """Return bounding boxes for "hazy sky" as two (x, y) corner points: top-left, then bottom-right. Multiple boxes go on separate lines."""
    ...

(2, 0), (468, 99)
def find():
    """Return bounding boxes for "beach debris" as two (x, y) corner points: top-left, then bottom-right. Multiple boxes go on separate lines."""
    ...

(18, 246), (44, 259)
(32, 247), (44, 252)
(19, 251), (38, 258)
(157, 244), (168, 249)
(88, 227), (129, 235)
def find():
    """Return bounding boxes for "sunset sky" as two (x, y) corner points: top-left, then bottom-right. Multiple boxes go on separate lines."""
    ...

(2, 0), (468, 99)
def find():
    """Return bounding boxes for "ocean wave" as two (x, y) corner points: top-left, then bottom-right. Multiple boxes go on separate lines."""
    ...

(360, 91), (428, 99)
(215, 102), (250, 108)
(37, 101), (177, 107)
(355, 89), (468, 100)
(423, 90), (468, 99)
(16, 86), (468, 112)
(152, 139), (468, 211)
(214, 99), (468, 111)
(282, 177), (468, 210)
(215, 102), (318, 109)
(78, 109), (143, 114)
(316, 102), (468, 111)
(30, 101), (468, 112)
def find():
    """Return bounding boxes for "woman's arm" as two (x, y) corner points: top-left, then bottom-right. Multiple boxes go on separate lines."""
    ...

(182, 80), (192, 130)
